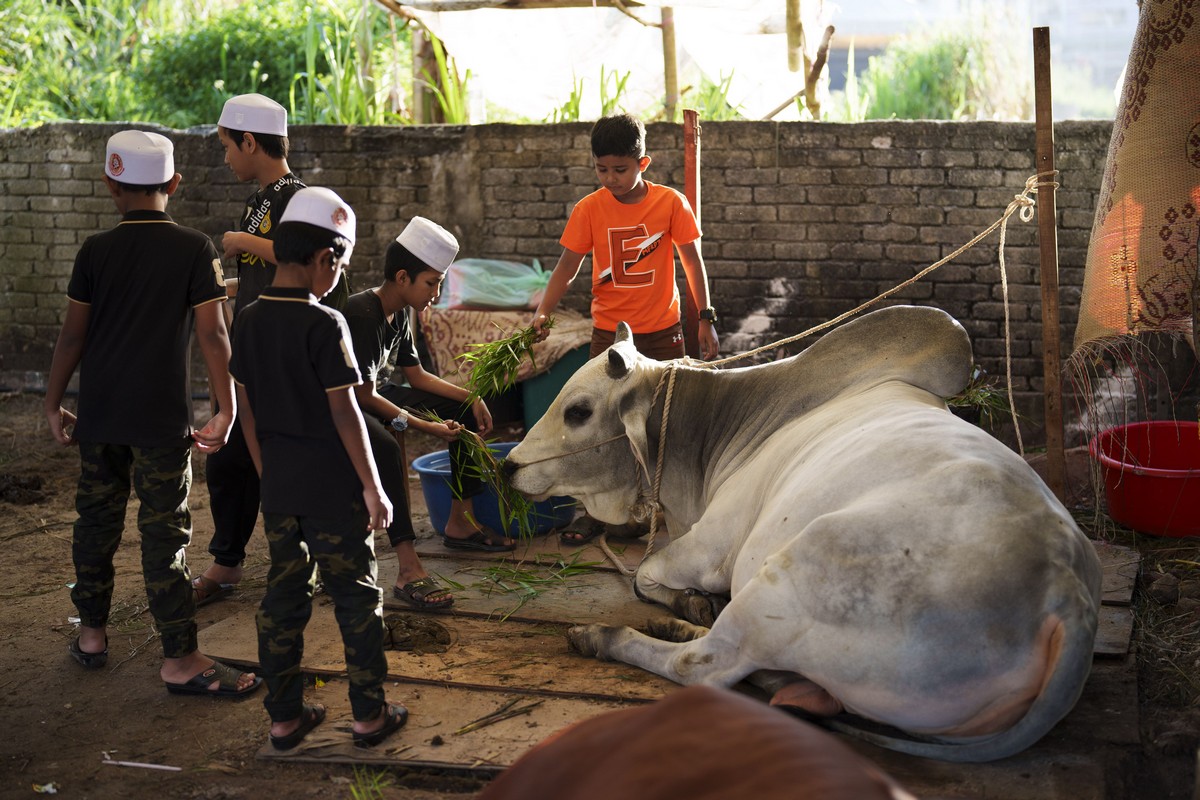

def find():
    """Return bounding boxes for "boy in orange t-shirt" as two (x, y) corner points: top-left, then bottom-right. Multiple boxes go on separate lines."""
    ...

(532, 113), (719, 362)
(532, 114), (719, 545)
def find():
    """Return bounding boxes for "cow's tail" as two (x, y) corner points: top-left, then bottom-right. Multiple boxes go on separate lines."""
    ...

(822, 609), (1098, 763)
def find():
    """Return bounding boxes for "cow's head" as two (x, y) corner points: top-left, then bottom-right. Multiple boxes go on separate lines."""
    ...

(507, 323), (659, 524)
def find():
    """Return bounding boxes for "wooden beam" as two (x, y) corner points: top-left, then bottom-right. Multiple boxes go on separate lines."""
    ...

(683, 110), (702, 357)
(1033, 27), (1066, 502)
(381, 0), (650, 11)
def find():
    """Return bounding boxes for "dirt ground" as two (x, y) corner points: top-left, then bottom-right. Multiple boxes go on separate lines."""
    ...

(0, 389), (1197, 800)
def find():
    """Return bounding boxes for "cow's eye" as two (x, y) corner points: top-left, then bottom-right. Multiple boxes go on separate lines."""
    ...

(564, 402), (592, 426)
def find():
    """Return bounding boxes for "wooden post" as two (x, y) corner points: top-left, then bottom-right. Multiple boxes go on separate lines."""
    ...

(1033, 27), (1066, 502)
(412, 27), (432, 124)
(661, 7), (678, 123)
(683, 109), (701, 357)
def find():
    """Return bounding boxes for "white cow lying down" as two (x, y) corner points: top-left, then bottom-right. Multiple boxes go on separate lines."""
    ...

(507, 305), (1102, 763)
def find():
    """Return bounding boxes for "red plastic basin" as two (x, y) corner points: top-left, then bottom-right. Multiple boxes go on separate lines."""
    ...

(1089, 421), (1200, 538)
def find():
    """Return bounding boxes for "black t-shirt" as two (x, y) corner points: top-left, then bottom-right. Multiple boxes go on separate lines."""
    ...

(231, 173), (350, 317)
(229, 287), (363, 518)
(232, 174), (304, 318)
(67, 210), (226, 447)
(343, 289), (420, 391)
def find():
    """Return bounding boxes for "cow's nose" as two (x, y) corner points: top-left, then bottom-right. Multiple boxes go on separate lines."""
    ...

(501, 458), (519, 479)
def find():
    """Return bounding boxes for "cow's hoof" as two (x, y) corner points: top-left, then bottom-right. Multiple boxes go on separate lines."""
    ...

(568, 624), (613, 661)
(645, 618), (708, 642)
(679, 589), (728, 627)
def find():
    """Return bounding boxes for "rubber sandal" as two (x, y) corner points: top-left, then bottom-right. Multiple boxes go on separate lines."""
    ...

(165, 660), (262, 698)
(352, 703), (409, 748)
(69, 634), (108, 669)
(393, 577), (454, 609)
(192, 575), (235, 608)
(270, 703), (326, 751)
(441, 529), (516, 552)
(559, 518), (605, 547)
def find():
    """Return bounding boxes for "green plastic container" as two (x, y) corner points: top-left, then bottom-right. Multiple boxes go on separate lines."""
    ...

(522, 345), (590, 430)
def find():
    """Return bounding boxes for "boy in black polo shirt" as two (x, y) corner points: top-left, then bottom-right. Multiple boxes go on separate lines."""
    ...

(45, 130), (260, 698)
(230, 187), (406, 749)
(194, 93), (348, 607)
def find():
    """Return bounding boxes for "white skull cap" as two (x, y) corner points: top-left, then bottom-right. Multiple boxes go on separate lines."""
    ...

(105, 130), (174, 184)
(395, 216), (459, 273)
(218, 93), (288, 136)
(280, 187), (356, 244)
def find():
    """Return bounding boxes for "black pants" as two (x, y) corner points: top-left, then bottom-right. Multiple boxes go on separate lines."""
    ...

(379, 382), (482, 505)
(204, 417), (261, 568)
(364, 414), (416, 546)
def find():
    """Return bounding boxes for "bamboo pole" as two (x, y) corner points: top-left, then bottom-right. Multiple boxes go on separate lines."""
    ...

(1033, 27), (1066, 502)
(683, 109), (701, 357)
(661, 7), (678, 123)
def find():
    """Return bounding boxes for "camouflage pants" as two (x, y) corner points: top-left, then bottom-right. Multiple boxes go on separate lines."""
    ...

(258, 509), (387, 723)
(72, 441), (197, 658)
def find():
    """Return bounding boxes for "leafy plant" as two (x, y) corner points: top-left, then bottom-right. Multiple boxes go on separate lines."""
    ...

(599, 65), (631, 117)
(681, 70), (744, 122)
(291, 1), (408, 125)
(417, 32), (471, 124)
(548, 73), (585, 123)
(134, 3), (325, 128)
(947, 366), (1014, 430)
(831, 38), (870, 123)
(856, 14), (1031, 121)
(349, 766), (391, 800)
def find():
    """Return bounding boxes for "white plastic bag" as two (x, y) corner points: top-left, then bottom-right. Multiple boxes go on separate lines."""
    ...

(439, 258), (549, 310)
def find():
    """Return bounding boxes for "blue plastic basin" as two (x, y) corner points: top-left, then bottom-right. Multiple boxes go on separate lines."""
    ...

(412, 441), (575, 537)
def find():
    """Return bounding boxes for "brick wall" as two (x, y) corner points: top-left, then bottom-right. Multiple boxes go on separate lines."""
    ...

(0, 120), (1114, 443)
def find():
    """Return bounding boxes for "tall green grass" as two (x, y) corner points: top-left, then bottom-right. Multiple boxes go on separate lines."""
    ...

(855, 16), (1031, 121)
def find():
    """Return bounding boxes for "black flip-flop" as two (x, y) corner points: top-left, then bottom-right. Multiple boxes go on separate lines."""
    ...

(165, 660), (263, 698)
(352, 703), (409, 748)
(559, 518), (606, 547)
(441, 529), (516, 552)
(270, 703), (326, 751)
(393, 577), (454, 609)
(69, 635), (108, 669)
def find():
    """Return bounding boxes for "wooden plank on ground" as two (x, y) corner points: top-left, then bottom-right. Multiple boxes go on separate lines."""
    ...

(385, 551), (674, 626)
(1094, 539), (1140, 607)
(1094, 605), (1135, 658)
(255, 679), (648, 771)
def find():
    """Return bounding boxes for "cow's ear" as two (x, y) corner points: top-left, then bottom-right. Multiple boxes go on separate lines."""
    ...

(607, 346), (633, 379)
(614, 321), (633, 344)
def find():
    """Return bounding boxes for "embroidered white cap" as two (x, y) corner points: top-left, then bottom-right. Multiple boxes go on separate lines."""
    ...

(395, 216), (459, 273)
(280, 187), (356, 244)
(105, 130), (175, 185)
(218, 93), (288, 136)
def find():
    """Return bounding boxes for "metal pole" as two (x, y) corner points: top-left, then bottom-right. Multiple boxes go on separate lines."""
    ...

(1033, 27), (1066, 502)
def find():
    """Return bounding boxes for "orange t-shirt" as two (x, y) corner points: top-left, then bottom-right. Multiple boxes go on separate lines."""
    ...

(559, 181), (701, 333)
